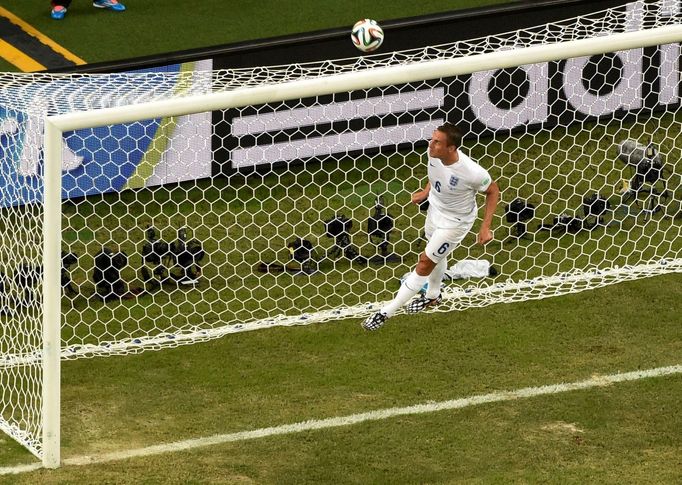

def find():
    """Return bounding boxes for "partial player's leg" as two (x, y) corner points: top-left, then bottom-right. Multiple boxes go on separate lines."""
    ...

(406, 223), (471, 314)
(362, 270), (431, 330)
(363, 222), (468, 330)
(363, 208), (475, 330)
(407, 258), (446, 313)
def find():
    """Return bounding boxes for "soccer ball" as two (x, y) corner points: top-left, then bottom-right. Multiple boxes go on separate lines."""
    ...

(351, 19), (384, 53)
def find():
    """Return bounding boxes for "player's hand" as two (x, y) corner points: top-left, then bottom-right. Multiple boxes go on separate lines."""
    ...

(411, 190), (427, 205)
(477, 227), (493, 245)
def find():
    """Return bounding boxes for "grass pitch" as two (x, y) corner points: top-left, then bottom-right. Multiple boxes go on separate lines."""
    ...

(1, 0), (681, 483)
(1, 272), (682, 482)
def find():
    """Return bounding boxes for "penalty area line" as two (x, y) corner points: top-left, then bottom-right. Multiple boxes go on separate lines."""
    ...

(1, 364), (681, 475)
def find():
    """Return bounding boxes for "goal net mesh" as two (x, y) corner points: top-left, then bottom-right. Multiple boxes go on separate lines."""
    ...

(0, 0), (681, 458)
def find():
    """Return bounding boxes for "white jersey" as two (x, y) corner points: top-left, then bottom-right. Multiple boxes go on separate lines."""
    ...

(427, 149), (492, 227)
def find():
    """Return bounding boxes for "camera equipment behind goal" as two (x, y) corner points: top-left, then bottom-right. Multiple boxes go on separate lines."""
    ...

(617, 139), (670, 219)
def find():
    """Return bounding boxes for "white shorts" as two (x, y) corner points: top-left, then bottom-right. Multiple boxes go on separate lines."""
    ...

(424, 215), (473, 264)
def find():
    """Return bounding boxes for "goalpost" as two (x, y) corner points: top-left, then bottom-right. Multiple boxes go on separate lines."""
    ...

(0, 0), (679, 468)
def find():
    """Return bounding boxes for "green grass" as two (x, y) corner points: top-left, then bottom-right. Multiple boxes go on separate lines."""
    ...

(1, 0), (682, 482)
(2, 272), (682, 482)
(3, 0), (515, 72)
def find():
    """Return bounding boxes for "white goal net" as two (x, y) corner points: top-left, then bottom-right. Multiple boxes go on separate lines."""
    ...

(1, 0), (681, 466)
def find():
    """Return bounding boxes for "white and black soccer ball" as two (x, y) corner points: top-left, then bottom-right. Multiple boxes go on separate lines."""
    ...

(351, 19), (384, 53)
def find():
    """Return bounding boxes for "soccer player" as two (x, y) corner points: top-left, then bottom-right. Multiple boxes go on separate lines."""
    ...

(51, 0), (126, 20)
(363, 122), (500, 331)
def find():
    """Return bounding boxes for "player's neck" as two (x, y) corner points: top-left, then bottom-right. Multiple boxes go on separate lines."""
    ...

(440, 149), (459, 166)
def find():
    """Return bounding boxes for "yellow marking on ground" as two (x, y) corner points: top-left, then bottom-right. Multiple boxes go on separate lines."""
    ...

(0, 39), (45, 72)
(0, 6), (86, 66)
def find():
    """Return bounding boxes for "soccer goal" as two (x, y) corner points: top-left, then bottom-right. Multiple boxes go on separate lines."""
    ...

(0, 0), (681, 468)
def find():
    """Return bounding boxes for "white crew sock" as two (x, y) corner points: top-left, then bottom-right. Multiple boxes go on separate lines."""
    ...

(425, 258), (447, 299)
(381, 271), (428, 317)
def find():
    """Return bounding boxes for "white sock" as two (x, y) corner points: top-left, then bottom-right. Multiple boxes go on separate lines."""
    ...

(381, 271), (428, 317)
(425, 259), (447, 299)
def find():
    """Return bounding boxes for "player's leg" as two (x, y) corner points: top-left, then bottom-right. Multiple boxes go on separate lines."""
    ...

(381, 253), (435, 315)
(425, 258), (447, 299)
(406, 222), (471, 313)
(362, 255), (434, 330)
(363, 216), (443, 330)
(363, 217), (472, 330)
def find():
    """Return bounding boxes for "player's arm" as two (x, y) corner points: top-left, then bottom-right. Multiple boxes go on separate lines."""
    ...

(477, 180), (500, 245)
(411, 181), (430, 205)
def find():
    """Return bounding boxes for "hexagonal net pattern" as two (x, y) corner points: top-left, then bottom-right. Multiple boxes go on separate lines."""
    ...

(1, 0), (681, 462)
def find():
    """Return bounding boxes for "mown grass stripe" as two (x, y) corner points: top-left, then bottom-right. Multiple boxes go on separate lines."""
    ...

(1, 363), (679, 474)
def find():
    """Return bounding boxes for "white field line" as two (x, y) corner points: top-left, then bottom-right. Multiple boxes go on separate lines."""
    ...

(1, 363), (680, 475)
